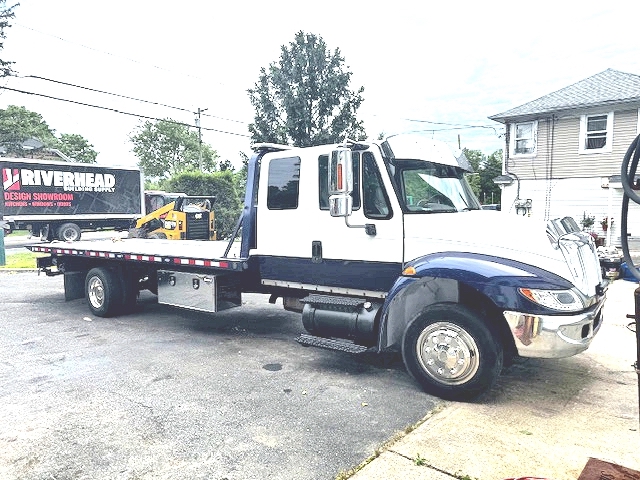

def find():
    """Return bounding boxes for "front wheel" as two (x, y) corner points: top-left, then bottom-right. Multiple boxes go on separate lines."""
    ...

(85, 267), (123, 317)
(402, 303), (503, 401)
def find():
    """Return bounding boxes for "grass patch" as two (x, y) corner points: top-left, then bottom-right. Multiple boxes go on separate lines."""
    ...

(414, 453), (427, 466)
(0, 252), (46, 269)
(4, 229), (31, 237)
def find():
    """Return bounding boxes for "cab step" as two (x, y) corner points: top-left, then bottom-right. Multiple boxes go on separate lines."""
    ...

(296, 333), (370, 354)
(301, 294), (364, 310)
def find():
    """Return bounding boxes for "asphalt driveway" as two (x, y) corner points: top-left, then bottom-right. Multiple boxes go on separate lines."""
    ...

(0, 271), (439, 480)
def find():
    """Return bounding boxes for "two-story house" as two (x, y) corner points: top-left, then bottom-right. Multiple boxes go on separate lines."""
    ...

(489, 68), (640, 247)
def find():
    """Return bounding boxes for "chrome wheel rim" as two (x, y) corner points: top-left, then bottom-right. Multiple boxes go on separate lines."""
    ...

(415, 322), (480, 386)
(88, 276), (105, 309)
(61, 229), (79, 241)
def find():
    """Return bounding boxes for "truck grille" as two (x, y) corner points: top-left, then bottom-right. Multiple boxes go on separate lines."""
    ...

(548, 217), (602, 297)
(185, 212), (210, 240)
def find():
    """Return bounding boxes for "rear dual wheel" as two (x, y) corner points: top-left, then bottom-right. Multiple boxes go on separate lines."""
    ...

(58, 223), (82, 242)
(85, 267), (139, 317)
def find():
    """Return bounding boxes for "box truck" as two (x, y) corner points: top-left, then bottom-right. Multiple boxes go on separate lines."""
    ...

(1, 158), (143, 241)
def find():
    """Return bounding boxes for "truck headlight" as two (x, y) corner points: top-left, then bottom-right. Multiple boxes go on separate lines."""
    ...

(163, 220), (177, 230)
(518, 288), (584, 312)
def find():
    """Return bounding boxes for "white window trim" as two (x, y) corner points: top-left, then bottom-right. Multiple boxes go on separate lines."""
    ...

(579, 112), (613, 154)
(509, 121), (537, 157)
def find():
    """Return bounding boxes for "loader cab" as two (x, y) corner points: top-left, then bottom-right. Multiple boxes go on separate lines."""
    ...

(144, 191), (185, 215)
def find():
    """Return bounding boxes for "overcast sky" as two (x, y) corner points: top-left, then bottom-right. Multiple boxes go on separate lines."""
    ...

(2, 1), (639, 169)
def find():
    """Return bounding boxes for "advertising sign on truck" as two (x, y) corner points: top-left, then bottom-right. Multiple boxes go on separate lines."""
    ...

(1, 157), (143, 241)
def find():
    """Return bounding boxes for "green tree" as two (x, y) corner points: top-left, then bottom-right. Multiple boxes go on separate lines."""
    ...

(248, 31), (366, 147)
(166, 170), (241, 239)
(56, 133), (98, 163)
(0, 105), (57, 155)
(0, 106), (98, 162)
(463, 148), (483, 198)
(235, 151), (250, 195)
(462, 148), (503, 205)
(129, 119), (218, 179)
(0, 1), (17, 78)
(480, 150), (503, 205)
(218, 158), (234, 171)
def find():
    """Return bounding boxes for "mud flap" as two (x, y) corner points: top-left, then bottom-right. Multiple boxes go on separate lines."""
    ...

(64, 271), (86, 301)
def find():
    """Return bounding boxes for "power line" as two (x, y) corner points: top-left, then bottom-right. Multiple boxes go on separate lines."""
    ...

(17, 74), (247, 124)
(14, 22), (218, 85)
(405, 117), (501, 135)
(4, 74), (501, 140)
(406, 118), (495, 128)
(0, 85), (251, 138)
(12, 24), (502, 139)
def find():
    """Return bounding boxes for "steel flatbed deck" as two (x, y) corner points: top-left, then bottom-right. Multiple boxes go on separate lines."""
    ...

(27, 238), (245, 271)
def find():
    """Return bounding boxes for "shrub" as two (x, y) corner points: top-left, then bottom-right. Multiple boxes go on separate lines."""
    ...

(167, 170), (242, 239)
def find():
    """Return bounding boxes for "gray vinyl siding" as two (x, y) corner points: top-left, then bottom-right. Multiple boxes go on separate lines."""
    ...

(506, 109), (639, 180)
(500, 176), (640, 245)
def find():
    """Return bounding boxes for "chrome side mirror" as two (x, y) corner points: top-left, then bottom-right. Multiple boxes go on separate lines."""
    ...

(329, 148), (353, 217)
(329, 195), (352, 217)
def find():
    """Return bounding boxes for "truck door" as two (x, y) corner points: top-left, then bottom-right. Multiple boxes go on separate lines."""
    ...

(255, 148), (404, 297)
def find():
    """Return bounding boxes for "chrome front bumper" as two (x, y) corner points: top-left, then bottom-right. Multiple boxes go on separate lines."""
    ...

(503, 299), (605, 359)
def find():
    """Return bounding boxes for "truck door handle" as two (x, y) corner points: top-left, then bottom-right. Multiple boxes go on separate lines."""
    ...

(312, 241), (322, 263)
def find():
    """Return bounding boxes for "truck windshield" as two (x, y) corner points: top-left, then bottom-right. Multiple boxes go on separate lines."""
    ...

(396, 160), (481, 213)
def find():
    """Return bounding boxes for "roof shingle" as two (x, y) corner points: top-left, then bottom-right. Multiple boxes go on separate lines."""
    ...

(489, 69), (640, 123)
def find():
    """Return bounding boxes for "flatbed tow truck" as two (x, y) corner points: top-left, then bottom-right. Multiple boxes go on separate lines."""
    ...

(29, 134), (607, 400)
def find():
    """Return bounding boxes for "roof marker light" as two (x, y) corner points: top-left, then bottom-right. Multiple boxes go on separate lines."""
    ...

(402, 266), (417, 276)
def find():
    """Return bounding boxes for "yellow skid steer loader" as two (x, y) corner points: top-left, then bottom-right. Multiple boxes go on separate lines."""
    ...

(129, 195), (216, 240)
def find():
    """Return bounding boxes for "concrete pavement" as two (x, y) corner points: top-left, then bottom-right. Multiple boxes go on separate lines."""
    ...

(3, 236), (639, 479)
(347, 278), (640, 480)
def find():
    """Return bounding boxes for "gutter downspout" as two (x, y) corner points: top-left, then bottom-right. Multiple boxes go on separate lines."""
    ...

(503, 123), (521, 211)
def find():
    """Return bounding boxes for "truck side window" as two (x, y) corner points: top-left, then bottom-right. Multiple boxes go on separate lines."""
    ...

(267, 157), (301, 210)
(318, 153), (361, 210)
(363, 152), (392, 219)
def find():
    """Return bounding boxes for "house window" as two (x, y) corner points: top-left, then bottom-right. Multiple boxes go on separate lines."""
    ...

(586, 115), (607, 149)
(515, 123), (535, 154)
(579, 112), (613, 153)
(510, 121), (537, 156)
(267, 157), (300, 209)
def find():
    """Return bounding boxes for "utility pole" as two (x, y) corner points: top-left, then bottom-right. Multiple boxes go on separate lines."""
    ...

(0, 220), (5, 266)
(195, 107), (208, 171)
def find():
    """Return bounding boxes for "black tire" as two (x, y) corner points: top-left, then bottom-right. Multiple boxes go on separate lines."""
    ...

(85, 267), (123, 317)
(128, 228), (147, 238)
(147, 232), (167, 239)
(58, 223), (82, 242)
(402, 303), (503, 401)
